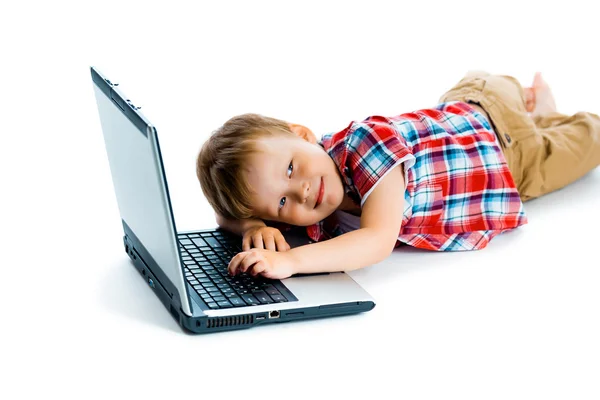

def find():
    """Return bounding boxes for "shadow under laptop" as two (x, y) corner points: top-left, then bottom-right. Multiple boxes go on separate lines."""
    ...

(98, 259), (184, 333)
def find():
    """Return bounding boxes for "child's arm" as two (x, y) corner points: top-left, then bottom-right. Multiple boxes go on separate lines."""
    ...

(215, 213), (266, 237)
(228, 165), (405, 278)
(288, 164), (405, 274)
(216, 214), (291, 252)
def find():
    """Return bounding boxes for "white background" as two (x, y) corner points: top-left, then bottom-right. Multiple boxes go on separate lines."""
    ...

(1, 1), (599, 399)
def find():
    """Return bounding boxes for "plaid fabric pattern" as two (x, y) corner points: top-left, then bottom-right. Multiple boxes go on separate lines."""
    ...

(272, 101), (527, 251)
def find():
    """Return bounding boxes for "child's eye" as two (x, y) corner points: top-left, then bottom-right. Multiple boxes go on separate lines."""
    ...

(279, 161), (293, 211)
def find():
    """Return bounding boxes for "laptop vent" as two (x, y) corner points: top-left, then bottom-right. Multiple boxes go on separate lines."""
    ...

(206, 315), (254, 329)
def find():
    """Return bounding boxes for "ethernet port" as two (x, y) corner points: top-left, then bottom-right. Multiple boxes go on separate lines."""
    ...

(268, 310), (280, 319)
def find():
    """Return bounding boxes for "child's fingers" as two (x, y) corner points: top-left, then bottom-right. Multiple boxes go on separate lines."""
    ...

(263, 235), (276, 251)
(228, 253), (241, 275)
(275, 236), (289, 252)
(260, 269), (279, 280)
(249, 261), (268, 277)
(242, 236), (251, 251)
(237, 252), (263, 274)
(228, 251), (254, 275)
(250, 232), (264, 250)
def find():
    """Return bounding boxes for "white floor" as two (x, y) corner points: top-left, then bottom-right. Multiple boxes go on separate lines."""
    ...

(2, 2), (599, 399)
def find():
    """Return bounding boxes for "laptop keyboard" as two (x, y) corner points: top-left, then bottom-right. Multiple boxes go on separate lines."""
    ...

(177, 230), (295, 310)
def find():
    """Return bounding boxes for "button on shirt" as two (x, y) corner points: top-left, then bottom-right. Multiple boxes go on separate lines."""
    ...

(273, 101), (527, 251)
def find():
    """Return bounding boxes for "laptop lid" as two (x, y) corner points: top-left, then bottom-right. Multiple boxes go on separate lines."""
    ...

(91, 67), (193, 316)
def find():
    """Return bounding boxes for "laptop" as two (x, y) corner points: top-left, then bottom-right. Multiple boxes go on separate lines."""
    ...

(90, 66), (375, 333)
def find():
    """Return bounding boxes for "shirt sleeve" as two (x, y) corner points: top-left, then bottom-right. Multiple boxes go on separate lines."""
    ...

(344, 116), (415, 206)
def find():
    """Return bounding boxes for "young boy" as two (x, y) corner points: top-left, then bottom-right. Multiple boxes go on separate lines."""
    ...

(196, 72), (600, 280)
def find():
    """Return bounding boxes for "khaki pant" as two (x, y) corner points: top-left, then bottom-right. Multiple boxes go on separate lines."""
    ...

(439, 71), (600, 201)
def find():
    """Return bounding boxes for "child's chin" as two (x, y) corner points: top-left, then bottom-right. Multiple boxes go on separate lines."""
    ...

(298, 216), (322, 227)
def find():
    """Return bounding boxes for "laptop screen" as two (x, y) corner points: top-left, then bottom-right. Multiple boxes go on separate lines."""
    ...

(92, 70), (191, 316)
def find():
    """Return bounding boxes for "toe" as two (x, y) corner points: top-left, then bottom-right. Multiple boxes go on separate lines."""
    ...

(533, 72), (544, 88)
(524, 87), (536, 112)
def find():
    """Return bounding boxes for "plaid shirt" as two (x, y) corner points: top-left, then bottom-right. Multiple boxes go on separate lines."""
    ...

(271, 101), (527, 251)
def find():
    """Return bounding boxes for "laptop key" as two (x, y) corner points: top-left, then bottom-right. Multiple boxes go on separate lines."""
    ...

(205, 237), (223, 248)
(229, 297), (246, 307)
(265, 287), (281, 296)
(241, 294), (259, 305)
(254, 292), (273, 304)
(270, 294), (287, 302)
(206, 302), (219, 309)
(192, 237), (208, 247)
(217, 301), (232, 308)
(212, 296), (226, 302)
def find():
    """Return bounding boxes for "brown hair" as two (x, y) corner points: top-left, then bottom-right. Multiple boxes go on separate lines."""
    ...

(196, 113), (294, 220)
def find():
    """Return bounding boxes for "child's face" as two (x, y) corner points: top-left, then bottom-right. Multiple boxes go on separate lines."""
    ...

(245, 134), (345, 226)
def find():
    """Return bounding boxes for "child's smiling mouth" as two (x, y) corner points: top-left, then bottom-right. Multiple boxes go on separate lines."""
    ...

(314, 177), (324, 208)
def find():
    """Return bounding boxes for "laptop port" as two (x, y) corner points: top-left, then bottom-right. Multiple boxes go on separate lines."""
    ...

(268, 310), (280, 319)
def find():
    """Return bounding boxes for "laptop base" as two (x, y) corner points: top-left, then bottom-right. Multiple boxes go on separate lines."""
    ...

(124, 230), (375, 334)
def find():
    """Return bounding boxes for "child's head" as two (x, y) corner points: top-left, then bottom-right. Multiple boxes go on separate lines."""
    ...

(196, 114), (345, 227)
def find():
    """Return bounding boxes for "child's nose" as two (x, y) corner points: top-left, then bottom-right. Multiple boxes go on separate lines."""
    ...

(299, 181), (310, 203)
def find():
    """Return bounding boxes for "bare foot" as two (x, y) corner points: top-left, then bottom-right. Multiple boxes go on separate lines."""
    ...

(524, 72), (557, 117)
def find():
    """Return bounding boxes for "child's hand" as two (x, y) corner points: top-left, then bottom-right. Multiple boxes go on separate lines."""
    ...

(242, 226), (291, 252)
(228, 248), (296, 280)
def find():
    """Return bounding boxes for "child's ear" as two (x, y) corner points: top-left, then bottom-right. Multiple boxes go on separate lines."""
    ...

(288, 123), (317, 144)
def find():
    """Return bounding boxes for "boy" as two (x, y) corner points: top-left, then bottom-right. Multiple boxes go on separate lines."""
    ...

(196, 72), (600, 279)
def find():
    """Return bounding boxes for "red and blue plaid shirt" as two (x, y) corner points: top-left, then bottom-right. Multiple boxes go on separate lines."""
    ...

(272, 101), (527, 251)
